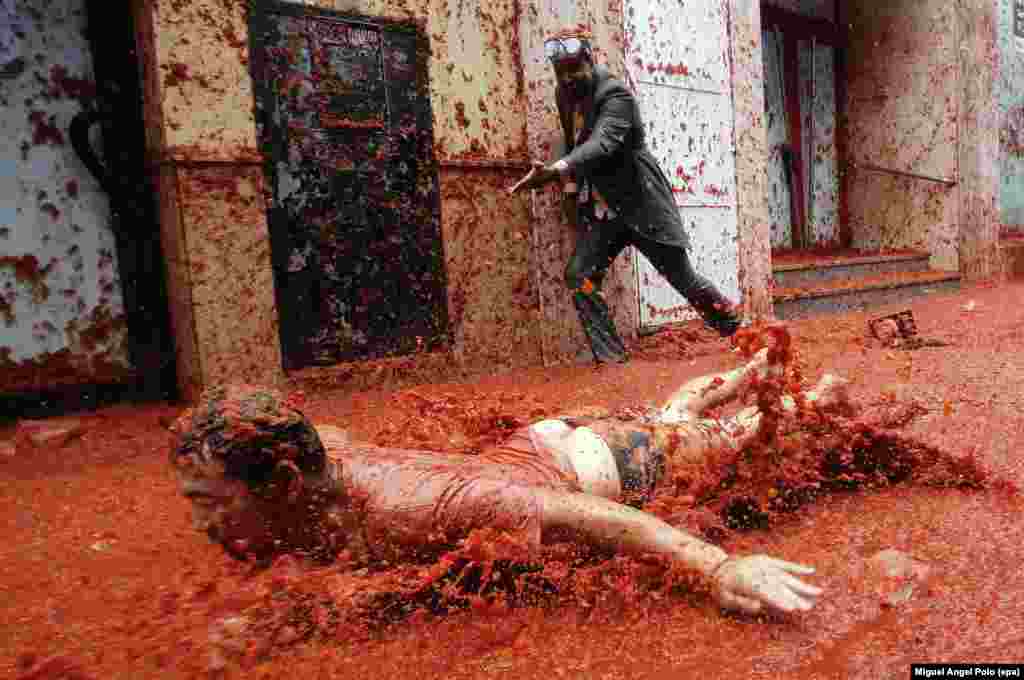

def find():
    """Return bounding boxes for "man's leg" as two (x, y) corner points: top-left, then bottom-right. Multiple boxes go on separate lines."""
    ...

(633, 236), (741, 337)
(565, 218), (632, 363)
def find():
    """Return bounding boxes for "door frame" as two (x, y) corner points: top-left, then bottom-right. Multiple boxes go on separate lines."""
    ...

(761, 3), (848, 251)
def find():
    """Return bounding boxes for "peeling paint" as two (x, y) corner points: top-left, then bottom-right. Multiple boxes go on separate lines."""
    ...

(798, 38), (838, 245)
(627, 0), (739, 330)
(0, 0), (131, 395)
(998, 0), (1024, 230)
(142, 0), (549, 395)
(250, 6), (449, 368)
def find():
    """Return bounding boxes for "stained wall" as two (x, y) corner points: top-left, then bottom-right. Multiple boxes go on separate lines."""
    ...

(954, 0), (1001, 278)
(0, 0), (134, 395)
(730, 0), (772, 319)
(841, 0), (1000, 276)
(134, 0), (642, 398)
(625, 0), (741, 331)
(761, 3), (840, 251)
(998, 0), (1024, 231)
(136, 0), (779, 397)
(843, 0), (960, 270)
(519, 0), (635, 365)
(3, 0), (1007, 403)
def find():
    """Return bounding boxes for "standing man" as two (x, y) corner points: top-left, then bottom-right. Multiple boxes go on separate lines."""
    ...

(510, 27), (741, 363)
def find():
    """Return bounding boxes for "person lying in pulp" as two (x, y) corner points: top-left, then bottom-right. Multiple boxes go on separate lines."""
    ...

(172, 348), (849, 616)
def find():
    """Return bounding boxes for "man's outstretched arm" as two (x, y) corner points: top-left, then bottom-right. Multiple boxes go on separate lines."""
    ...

(536, 488), (822, 615)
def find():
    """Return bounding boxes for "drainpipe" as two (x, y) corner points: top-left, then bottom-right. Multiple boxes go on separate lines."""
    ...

(69, 83), (177, 402)
(807, 35), (816, 248)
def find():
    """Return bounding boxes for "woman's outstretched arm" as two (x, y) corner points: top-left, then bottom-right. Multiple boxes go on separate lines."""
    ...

(536, 488), (822, 615)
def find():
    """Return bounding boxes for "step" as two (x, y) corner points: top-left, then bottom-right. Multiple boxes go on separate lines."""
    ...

(773, 270), (961, 320)
(772, 251), (931, 288)
(999, 238), (1024, 278)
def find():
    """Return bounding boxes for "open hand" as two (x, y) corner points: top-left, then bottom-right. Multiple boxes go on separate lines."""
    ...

(712, 555), (822, 615)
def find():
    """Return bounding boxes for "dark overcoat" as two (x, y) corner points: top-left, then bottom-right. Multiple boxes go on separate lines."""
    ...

(556, 64), (690, 249)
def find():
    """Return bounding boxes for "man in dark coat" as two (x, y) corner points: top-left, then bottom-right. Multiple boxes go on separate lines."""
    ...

(510, 28), (741, 363)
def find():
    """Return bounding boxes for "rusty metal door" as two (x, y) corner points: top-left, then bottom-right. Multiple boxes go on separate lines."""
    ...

(250, 4), (448, 370)
(624, 0), (740, 332)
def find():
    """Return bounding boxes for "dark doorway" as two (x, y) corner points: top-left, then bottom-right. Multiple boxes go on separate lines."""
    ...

(249, 2), (449, 370)
(761, 3), (847, 254)
(79, 0), (177, 404)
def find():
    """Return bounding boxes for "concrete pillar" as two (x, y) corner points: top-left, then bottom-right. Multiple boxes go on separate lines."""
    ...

(728, 0), (773, 319)
(132, 0), (284, 402)
(956, 0), (1001, 278)
(519, 0), (636, 365)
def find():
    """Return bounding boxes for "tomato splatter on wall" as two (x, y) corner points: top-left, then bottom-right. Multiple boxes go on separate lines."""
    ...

(249, 6), (449, 370)
(998, 0), (1024, 232)
(841, 2), (962, 271)
(624, 0), (740, 330)
(0, 0), (133, 395)
(140, 0), (551, 395)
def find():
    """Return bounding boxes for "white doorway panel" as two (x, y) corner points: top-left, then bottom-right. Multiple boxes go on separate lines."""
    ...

(625, 0), (739, 331)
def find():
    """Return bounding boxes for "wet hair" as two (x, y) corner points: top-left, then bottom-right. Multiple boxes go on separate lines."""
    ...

(171, 384), (326, 485)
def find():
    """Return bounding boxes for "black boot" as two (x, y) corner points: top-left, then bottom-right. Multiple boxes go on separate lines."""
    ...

(572, 290), (629, 363)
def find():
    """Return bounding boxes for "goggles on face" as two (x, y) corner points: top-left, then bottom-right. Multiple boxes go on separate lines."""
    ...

(545, 37), (589, 63)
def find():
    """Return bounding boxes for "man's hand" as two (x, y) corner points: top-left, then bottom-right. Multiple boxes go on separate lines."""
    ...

(508, 160), (558, 195)
(712, 555), (823, 615)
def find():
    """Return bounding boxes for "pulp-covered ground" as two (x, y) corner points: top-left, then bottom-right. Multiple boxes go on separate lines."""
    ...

(4, 281), (1024, 679)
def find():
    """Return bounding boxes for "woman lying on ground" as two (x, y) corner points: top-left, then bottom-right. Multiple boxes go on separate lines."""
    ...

(171, 348), (851, 617)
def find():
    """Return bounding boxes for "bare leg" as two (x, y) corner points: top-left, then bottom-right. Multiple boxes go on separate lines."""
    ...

(659, 348), (782, 424)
